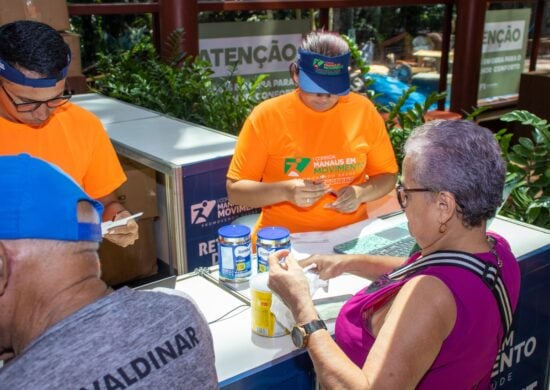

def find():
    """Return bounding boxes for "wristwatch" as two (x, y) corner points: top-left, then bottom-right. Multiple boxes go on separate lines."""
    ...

(291, 319), (327, 348)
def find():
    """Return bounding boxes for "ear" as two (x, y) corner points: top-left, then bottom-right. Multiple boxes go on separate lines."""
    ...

(0, 242), (9, 296)
(289, 63), (299, 85)
(437, 191), (457, 222)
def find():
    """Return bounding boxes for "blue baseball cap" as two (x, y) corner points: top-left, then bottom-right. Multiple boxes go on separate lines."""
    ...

(0, 154), (103, 242)
(297, 48), (350, 96)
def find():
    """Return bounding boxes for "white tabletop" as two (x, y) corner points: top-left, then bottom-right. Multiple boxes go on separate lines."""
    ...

(72, 93), (238, 167)
(72, 93), (160, 124)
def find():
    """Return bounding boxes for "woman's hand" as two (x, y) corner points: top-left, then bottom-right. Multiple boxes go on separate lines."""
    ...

(324, 185), (363, 213)
(268, 250), (318, 323)
(287, 179), (331, 208)
(299, 254), (346, 280)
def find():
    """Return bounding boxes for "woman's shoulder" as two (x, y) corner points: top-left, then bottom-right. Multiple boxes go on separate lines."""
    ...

(249, 91), (297, 117)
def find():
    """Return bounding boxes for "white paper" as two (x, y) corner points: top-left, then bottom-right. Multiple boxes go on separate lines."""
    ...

(101, 212), (143, 235)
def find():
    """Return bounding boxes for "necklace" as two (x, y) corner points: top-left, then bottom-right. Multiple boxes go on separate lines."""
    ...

(487, 235), (503, 268)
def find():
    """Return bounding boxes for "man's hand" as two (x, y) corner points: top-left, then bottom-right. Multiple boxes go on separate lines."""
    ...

(103, 210), (139, 247)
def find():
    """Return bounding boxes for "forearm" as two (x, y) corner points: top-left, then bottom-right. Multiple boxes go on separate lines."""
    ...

(307, 330), (372, 389)
(358, 173), (397, 203)
(342, 254), (406, 280)
(226, 179), (291, 208)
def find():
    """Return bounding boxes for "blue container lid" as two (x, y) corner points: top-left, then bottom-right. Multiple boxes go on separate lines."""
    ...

(218, 224), (251, 238)
(257, 226), (290, 241)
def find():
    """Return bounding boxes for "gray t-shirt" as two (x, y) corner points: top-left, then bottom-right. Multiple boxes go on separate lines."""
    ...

(0, 287), (218, 389)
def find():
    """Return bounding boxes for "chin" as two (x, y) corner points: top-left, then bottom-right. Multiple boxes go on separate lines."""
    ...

(25, 119), (50, 128)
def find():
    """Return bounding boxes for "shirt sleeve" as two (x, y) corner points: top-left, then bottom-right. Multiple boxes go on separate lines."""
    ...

(227, 111), (269, 181)
(82, 115), (127, 199)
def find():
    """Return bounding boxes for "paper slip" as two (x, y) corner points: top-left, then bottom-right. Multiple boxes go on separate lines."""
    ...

(101, 212), (143, 235)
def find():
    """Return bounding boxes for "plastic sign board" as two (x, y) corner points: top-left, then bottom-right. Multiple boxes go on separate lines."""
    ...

(199, 19), (311, 101)
(490, 247), (550, 390)
(182, 156), (258, 272)
(478, 9), (531, 105)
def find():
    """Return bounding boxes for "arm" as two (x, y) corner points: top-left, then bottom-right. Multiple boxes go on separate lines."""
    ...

(97, 192), (139, 248)
(309, 275), (456, 389)
(300, 252), (406, 281)
(226, 178), (330, 208)
(268, 252), (456, 389)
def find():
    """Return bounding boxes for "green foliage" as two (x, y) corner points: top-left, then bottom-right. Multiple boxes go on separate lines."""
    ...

(68, 0), (152, 71)
(383, 89), (446, 169)
(93, 32), (264, 135)
(497, 110), (550, 229)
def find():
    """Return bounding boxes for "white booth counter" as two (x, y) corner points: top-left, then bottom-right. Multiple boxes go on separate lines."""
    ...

(73, 93), (256, 274)
(173, 211), (550, 389)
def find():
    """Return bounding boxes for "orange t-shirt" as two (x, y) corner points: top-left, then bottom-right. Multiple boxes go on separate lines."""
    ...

(0, 102), (126, 199)
(227, 90), (398, 234)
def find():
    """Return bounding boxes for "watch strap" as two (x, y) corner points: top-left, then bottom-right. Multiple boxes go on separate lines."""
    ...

(302, 319), (327, 335)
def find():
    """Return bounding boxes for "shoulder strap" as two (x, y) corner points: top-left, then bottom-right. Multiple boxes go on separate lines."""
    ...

(388, 251), (513, 335)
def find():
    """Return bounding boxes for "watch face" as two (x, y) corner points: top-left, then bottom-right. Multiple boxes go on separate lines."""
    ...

(291, 326), (304, 348)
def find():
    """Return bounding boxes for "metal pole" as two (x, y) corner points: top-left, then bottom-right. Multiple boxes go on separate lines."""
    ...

(450, 0), (487, 114)
(529, 0), (545, 71)
(158, 0), (199, 60)
(438, 2), (453, 110)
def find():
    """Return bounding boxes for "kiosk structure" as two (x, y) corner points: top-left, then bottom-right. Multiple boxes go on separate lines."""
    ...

(73, 93), (257, 274)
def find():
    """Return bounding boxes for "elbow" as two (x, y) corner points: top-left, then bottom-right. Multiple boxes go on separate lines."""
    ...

(226, 179), (239, 205)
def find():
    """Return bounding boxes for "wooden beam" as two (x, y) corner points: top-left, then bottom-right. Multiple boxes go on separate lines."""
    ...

(67, 3), (159, 16)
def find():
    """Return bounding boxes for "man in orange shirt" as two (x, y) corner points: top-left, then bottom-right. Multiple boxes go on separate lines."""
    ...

(227, 31), (398, 236)
(0, 20), (137, 247)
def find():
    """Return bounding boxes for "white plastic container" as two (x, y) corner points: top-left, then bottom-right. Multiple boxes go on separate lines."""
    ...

(249, 272), (288, 337)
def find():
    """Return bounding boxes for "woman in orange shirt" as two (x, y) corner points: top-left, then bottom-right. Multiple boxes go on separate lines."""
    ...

(227, 31), (398, 236)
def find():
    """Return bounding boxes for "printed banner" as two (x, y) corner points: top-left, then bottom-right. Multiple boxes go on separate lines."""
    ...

(182, 156), (257, 272)
(199, 19), (311, 99)
(478, 9), (531, 105)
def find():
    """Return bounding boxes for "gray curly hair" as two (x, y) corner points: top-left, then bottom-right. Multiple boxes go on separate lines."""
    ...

(403, 120), (506, 228)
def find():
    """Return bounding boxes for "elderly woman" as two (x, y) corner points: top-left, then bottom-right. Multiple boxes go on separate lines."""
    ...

(268, 120), (521, 389)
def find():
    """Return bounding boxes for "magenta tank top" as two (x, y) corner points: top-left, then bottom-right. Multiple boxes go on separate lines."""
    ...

(335, 233), (520, 389)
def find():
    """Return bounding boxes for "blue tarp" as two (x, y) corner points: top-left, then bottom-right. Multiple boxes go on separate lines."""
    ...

(366, 73), (449, 111)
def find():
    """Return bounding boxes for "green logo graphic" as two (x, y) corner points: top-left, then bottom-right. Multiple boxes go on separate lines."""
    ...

(313, 58), (325, 68)
(284, 157), (310, 175)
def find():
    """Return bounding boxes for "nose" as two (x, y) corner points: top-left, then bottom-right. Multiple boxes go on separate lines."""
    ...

(32, 103), (52, 122)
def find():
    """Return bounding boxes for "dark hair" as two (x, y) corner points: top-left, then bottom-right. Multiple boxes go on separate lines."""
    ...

(404, 120), (506, 228)
(0, 20), (70, 78)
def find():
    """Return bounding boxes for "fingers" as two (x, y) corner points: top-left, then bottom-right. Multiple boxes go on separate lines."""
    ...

(294, 179), (331, 208)
(104, 220), (139, 247)
(267, 249), (290, 270)
(324, 186), (361, 213)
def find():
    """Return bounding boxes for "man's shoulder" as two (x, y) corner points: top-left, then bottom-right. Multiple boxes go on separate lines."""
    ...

(0, 287), (218, 390)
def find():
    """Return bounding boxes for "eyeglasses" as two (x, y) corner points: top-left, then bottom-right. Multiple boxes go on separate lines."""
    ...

(396, 183), (433, 209)
(1, 83), (71, 113)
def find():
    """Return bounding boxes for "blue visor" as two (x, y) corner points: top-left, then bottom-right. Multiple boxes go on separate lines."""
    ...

(0, 53), (70, 88)
(297, 49), (350, 96)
